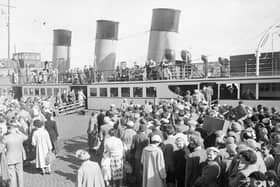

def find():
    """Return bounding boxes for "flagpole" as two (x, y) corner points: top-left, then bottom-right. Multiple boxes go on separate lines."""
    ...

(8, 0), (10, 59)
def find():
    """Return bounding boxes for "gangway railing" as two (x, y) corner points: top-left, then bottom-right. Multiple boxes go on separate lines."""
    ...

(55, 100), (85, 115)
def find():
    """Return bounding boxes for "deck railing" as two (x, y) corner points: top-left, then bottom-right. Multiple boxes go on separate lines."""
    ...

(10, 64), (280, 85)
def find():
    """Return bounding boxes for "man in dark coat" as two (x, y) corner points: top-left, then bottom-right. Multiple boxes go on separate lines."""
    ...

(185, 133), (207, 187)
(44, 113), (59, 154)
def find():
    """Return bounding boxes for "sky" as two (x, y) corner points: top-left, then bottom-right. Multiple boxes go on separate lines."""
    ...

(0, 0), (280, 67)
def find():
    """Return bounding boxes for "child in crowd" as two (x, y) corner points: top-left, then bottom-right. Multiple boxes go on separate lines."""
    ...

(101, 152), (111, 187)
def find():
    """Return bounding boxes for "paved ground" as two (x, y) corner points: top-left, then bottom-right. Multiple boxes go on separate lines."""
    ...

(24, 113), (91, 187)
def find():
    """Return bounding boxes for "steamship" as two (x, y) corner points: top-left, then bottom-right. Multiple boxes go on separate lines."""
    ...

(4, 8), (280, 111)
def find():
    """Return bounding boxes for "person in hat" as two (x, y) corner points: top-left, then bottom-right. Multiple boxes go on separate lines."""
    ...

(3, 120), (28, 187)
(31, 120), (53, 175)
(75, 149), (105, 187)
(194, 147), (222, 187)
(141, 134), (166, 187)
(130, 123), (149, 187)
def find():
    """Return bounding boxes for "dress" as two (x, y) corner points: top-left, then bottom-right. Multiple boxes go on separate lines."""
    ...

(32, 127), (53, 168)
(77, 160), (105, 187)
(141, 144), (166, 187)
(104, 136), (124, 180)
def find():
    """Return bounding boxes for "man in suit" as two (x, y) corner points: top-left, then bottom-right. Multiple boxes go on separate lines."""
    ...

(3, 121), (28, 187)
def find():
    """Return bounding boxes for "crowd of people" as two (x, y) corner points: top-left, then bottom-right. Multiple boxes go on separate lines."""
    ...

(1, 87), (280, 187)
(80, 93), (280, 187)
(0, 96), (59, 187)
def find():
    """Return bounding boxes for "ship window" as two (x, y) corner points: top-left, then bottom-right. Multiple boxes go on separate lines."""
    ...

(100, 88), (107, 97)
(110, 88), (118, 97)
(259, 83), (280, 100)
(220, 84), (238, 100)
(47, 88), (52, 96)
(133, 87), (143, 97)
(90, 88), (97, 97)
(240, 84), (256, 100)
(121, 87), (130, 97)
(40, 88), (46, 96)
(54, 88), (59, 96)
(29, 88), (34, 95)
(35, 88), (39, 96)
(24, 88), (28, 95)
(146, 87), (157, 97)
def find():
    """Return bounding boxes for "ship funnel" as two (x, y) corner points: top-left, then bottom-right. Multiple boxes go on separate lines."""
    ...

(52, 29), (72, 73)
(94, 20), (119, 79)
(147, 8), (181, 63)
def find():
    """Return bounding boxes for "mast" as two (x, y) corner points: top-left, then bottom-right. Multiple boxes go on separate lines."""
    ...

(8, 0), (10, 59)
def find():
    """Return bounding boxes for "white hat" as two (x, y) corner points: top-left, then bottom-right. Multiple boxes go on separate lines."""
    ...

(175, 133), (189, 145)
(206, 147), (220, 154)
(75, 149), (90, 160)
(127, 121), (134, 127)
(151, 134), (162, 143)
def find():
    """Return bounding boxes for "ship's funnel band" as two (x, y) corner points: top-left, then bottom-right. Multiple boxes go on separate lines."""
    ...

(151, 8), (181, 32)
(53, 29), (72, 46)
(96, 20), (119, 40)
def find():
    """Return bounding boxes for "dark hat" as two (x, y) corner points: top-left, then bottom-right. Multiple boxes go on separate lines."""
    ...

(248, 171), (266, 181)
(33, 120), (44, 128)
(240, 149), (257, 164)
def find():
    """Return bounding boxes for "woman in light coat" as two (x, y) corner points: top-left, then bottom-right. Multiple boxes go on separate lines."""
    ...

(32, 120), (52, 174)
(76, 149), (105, 187)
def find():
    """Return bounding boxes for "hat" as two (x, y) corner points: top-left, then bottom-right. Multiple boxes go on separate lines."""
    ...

(225, 136), (235, 144)
(151, 134), (162, 143)
(126, 121), (134, 128)
(248, 171), (266, 181)
(138, 124), (147, 132)
(231, 122), (242, 133)
(75, 149), (90, 161)
(237, 144), (250, 153)
(206, 147), (220, 154)
(245, 139), (260, 150)
(175, 133), (189, 145)
(33, 120), (44, 128)
(226, 144), (237, 156)
(160, 118), (169, 124)
(262, 118), (270, 124)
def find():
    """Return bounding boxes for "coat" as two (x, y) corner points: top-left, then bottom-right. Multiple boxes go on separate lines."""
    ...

(77, 160), (105, 187)
(45, 119), (59, 144)
(185, 148), (207, 187)
(141, 144), (166, 187)
(32, 127), (52, 168)
(194, 160), (221, 187)
(3, 132), (27, 165)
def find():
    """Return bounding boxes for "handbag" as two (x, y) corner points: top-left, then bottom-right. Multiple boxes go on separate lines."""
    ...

(45, 151), (56, 165)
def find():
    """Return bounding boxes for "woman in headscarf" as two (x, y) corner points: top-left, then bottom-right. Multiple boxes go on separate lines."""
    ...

(76, 149), (105, 187)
